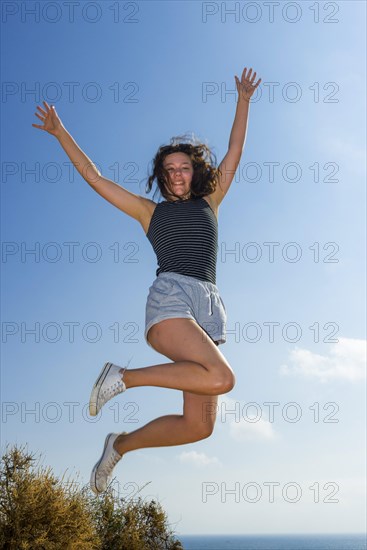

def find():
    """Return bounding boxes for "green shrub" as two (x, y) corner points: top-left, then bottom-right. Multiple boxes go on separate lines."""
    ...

(0, 444), (183, 550)
(89, 490), (183, 550)
(0, 444), (100, 549)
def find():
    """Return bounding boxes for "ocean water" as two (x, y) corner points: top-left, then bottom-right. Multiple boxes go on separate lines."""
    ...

(178, 533), (367, 550)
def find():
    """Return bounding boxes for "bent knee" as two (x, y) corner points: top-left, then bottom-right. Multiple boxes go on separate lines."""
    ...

(211, 369), (236, 395)
(188, 421), (215, 441)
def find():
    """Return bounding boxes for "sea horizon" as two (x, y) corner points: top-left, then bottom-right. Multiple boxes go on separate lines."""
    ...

(177, 532), (367, 550)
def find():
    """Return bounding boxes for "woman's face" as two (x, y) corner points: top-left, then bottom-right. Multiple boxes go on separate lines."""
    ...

(162, 152), (194, 201)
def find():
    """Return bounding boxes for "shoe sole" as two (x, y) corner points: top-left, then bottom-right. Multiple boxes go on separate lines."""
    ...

(90, 432), (113, 494)
(89, 362), (114, 417)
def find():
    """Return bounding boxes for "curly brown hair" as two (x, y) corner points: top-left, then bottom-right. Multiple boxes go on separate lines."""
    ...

(145, 133), (222, 202)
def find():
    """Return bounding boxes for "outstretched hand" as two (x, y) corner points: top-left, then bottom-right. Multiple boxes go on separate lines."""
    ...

(32, 100), (64, 137)
(234, 67), (261, 102)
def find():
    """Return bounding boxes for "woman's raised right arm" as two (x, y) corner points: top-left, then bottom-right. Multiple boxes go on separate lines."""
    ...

(32, 101), (151, 223)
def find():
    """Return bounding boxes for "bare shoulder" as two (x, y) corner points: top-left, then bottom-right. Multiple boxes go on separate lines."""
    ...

(202, 195), (219, 219)
(139, 196), (157, 213)
(138, 196), (158, 235)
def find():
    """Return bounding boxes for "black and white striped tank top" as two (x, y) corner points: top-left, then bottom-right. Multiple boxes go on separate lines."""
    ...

(146, 196), (218, 285)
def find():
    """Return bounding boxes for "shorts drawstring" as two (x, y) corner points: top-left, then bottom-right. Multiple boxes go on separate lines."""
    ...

(146, 273), (226, 346)
(208, 292), (213, 316)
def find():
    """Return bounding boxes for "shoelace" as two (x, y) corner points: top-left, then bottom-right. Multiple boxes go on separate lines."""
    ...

(98, 356), (134, 403)
(97, 452), (122, 492)
(100, 379), (125, 399)
(100, 449), (121, 476)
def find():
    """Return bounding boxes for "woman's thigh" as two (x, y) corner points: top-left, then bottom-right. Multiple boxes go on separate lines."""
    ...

(147, 317), (231, 370)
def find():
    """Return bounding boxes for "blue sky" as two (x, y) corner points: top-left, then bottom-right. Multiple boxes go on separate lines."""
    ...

(1, 0), (366, 537)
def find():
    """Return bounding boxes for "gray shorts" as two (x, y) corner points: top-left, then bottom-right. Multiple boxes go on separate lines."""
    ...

(145, 271), (227, 348)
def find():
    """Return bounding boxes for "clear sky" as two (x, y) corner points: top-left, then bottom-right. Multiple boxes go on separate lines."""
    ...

(1, 0), (366, 537)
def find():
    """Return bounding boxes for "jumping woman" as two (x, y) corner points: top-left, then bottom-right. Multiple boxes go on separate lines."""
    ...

(32, 66), (261, 494)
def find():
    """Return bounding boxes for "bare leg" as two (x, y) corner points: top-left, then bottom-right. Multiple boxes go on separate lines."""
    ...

(121, 319), (233, 396)
(114, 414), (208, 455)
(112, 319), (232, 455)
(123, 360), (222, 396)
(114, 391), (218, 455)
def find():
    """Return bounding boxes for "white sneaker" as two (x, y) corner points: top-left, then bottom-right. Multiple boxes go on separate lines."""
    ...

(89, 357), (133, 417)
(90, 432), (127, 494)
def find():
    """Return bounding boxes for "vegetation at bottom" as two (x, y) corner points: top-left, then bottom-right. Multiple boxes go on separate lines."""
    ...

(0, 444), (183, 550)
